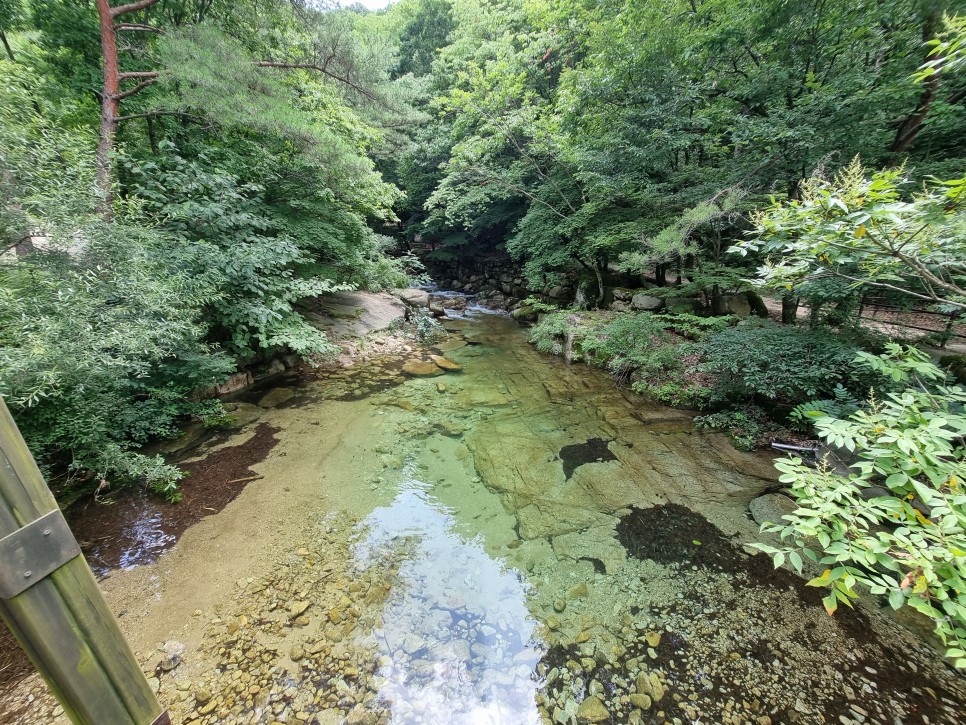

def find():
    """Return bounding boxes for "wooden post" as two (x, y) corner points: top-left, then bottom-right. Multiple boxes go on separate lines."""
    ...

(0, 397), (166, 725)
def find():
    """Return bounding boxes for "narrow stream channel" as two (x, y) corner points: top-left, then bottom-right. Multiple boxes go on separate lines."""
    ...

(9, 303), (966, 725)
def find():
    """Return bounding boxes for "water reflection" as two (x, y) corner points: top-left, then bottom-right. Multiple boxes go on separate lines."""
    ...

(354, 476), (544, 724)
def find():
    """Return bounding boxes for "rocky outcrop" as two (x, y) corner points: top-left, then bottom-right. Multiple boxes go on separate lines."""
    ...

(749, 493), (798, 526)
(630, 293), (664, 311)
(303, 291), (408, 339)
(390, 288), (430, 308)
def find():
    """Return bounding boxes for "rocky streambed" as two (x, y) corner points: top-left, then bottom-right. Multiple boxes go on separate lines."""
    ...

(2, 302), (965, 725)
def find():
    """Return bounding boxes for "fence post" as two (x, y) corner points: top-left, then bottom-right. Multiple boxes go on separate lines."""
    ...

(0, 397), (167, 725)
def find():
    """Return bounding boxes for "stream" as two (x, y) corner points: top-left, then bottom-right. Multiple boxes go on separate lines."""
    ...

(6, 303), (966, 725)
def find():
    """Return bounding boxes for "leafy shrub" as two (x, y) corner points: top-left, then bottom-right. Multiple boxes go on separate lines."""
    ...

(528, 311), (583, 356)
(695, 406), (791, 450)
(788, 385), (862, 432)
(701, 320), (866, 406)
(756, 346), (966, 667)
(409, 308), (447, 342)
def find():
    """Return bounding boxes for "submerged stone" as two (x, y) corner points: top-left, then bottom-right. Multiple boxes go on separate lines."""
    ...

(258, 387), (295, 408)
(749, 493), (798, 526)
(430, 354), (462, 371)
(402, 360), (443, 376)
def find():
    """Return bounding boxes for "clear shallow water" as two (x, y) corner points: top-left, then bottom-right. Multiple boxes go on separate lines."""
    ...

(356, 473), (542, 724)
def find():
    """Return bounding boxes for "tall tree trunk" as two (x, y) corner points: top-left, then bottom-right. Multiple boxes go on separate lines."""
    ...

(889, 9), (941, 156)
(593, 264), (605, 307)
(94, 0), (160, 221)
(96, 0), (121, 221)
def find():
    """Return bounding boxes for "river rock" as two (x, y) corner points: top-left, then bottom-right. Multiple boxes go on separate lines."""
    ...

(437, 338), (467, 352)
(288, 600), (310, 618)
(223, 402), (262, 428)
(216, 370), (254, 395)
(665, 296), (702, 313)
(511, 305), (539, 321)
(858, 485), (891, 500)
(576, 695), (610, 723)
(749, 493), (798, 526)
(631, 293), (664, 311)
(153, 422), (207, 454)
(258, 387), (295, 408)
(430, 355), (462, 371)
(402, 360), (443, 376)
(719, 293), (752, 317)
(391, 288), (430, 308)
(629, 693), (652, 710)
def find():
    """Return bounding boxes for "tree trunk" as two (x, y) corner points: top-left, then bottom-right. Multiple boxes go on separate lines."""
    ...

(781, 294), (799, 324)
(96, 0), (121, 221)
(145, 114), (159, 154)
(593, 264), (605, 307)
(1, 31), (15, 62)
(889, 9), (941, 156)
(94, 0), (161, 221)
(710, 283), (724, 315)
(655, 263), (667, 287)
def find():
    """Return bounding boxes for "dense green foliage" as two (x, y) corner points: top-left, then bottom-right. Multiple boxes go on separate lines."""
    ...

(757, 346), (966, 666)
(0, 1), (420, 496)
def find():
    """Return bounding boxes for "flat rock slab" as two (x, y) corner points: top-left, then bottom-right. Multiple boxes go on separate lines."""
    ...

(223, 402), (263, 428)
(305, 291), (407, 339)
(749, 492), (799, 526)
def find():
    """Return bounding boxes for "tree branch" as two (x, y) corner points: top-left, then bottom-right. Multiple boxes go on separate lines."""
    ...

(115, 78), (157, 99)
(110, 0), (160, 18)
(115, 110), (199, 122)
(254, 61), (388, 108)
(465, 166), (569, 220)
(118, 71), (160, 80)
(115, 23), (163, 33)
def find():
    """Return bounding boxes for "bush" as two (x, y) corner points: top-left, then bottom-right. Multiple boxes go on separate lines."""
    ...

(701, 320), (867, 406)
(694, 406), (791, 450)
(756, 345), (966, 667)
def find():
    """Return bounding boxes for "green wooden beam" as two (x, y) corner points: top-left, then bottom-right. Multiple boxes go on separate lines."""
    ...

(0, 397), (165, 725)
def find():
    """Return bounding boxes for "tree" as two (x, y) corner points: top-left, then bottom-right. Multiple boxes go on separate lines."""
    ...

(94, 0), (162, 217)
(733, 159), (966, 310)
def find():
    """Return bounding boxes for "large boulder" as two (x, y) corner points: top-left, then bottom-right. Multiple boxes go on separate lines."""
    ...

(391, 288), (430, 308)
(749, 493), (798, 526)
(665, 297), (702, 314)
(612, 287), (637, 302)
(511, 304), (539, 321)
(718, 293), (752, 317)
(631, 293), (664, 311)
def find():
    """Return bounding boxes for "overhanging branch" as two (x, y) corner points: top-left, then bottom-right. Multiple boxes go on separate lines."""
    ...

(110, 0), (160, 18)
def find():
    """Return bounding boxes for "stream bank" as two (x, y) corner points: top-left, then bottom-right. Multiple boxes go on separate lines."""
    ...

(1, 298), (964, 725)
